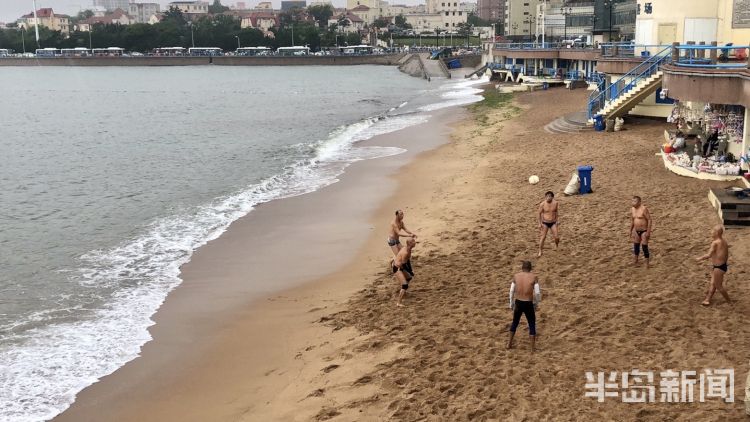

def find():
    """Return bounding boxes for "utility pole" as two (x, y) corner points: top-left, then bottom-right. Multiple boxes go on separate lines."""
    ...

(32, 0), (40, 47)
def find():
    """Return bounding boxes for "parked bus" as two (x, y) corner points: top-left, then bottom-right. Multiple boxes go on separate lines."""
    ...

(0, 49), (10, 57)
(92, 47), (125, 57)
(188, 47), (223, 56)
(35, 48), (60, 57)
(60, 48), (91, 57)
(236, 47), (271, 56)
(152, 47), (186, 56)
(276, 46), (310, 56)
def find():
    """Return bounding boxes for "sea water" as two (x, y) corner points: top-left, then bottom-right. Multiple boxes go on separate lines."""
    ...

(0, 65), (485, 421)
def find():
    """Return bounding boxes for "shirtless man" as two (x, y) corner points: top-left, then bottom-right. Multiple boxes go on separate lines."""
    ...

(507, 261), (541, 352)
(393, 237), (416, 307)
(695, 225), (731, 306)
(630, 196), (652, 268)
(537, 191), (560, 257)
(388, 209), (417, 256)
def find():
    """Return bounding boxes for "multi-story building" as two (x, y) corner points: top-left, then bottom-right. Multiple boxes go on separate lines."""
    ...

(92, 0), (129, 13)
(350, 5), (375, 24)
(478, 0), (504, 22)
(128, 2), (161, 24)
(17, 8), (70, 36)
(235, 2), (247, 9)
(167, 1), (209, 15)
(281, 1), (307, 11)
(256, 2), (274, 9)
(77, 8), (134, 31)
(504, 0), (546, 39)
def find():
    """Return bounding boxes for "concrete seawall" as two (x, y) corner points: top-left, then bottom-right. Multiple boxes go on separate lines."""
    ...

(0, 54), (406, 67)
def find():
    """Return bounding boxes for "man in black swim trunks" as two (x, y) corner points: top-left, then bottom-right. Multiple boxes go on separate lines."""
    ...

(630, 196), (652, 268)
(507, 261), (541, 352)
(388, 209), (417, 256)
(393, 238), (416, 307)
(695, 225), (731, 306)
(537, 191), (559, 257)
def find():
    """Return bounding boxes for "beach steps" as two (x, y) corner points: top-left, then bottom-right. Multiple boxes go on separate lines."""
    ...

(708, 188), (750, 227)
(588, 71), (663, 124)
(544, 111), (592, 134)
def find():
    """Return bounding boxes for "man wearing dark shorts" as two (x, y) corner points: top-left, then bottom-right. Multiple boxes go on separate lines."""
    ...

(507, 261), (541, 352)
(695, 225), (731, 306)
(393, 238), (416, 307)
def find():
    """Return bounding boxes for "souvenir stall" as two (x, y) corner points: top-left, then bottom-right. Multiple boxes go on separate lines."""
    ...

(662, 101), (746, 179)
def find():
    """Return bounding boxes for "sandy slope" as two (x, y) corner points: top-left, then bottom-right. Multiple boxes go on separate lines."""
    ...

(297, 88), (750, 421)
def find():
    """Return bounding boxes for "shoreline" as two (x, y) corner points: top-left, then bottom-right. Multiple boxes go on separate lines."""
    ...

(53, 93), (475, 421)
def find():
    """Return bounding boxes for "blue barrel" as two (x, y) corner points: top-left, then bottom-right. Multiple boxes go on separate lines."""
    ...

(577, 165), (594, 194)
(542, 82), (549, 90)
(593, 115), (605, 131)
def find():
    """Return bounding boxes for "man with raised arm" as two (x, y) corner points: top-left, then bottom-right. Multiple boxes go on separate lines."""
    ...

(392, 237), (416, 308)
(696, 225), (731, 306)
(507, 261), (541, 352)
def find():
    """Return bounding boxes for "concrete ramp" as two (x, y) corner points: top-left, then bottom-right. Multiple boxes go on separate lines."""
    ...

(418, 53), (450, 79)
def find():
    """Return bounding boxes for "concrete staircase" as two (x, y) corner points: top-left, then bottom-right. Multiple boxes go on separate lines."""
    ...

(588, 71), (663, 124)
(544, 111), (593, 134)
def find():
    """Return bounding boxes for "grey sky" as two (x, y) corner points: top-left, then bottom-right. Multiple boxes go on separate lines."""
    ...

(0, 0), (430, 24)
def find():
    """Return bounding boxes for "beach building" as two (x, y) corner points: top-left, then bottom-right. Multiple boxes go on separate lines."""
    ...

(17, 8), (70, 36)
(92, 0), (129, 13)
(129, 2), (161, 24)
(167, 1), (209, 16)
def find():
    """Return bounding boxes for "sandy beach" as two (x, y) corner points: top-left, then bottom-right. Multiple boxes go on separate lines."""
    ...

(55, 87), (749, 421)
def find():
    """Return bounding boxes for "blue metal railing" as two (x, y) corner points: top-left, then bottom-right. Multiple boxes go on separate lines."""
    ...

(587, 46), (672, 119)
(673, 44), (750, 69)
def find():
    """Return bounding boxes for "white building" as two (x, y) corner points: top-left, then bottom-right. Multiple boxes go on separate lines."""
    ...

(167, 1), (209, 15)
(129, 2), (161, 24)
(92, 0), (129, 13)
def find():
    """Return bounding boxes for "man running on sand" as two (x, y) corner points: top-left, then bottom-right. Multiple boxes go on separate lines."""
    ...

(695, 225), (731, 306)
(388, 209), (417, 256)
(630, 196), (652, 268)
(507, 261), (541, 352)
(537, 191), (560, 257)
(393, 238), (416, 307)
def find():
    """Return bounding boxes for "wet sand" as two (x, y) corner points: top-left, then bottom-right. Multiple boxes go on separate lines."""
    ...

(55, 88), (750, 421)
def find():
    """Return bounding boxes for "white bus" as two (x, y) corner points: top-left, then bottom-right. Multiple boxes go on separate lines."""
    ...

(60, 48), (91, 57)
(152, 47), (186, 56)
(92, 47), (124, 57)
(236, 47), (271, 56)
(0, 49), (10, 57)
(276, 46), (310, 56)
(188, 47), (223, 56)
(35, 48), (60, 57)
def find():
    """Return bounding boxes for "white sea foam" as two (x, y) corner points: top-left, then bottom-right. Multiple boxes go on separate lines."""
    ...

(0, 77), (484, 422)
(418, 75), (488, 112)
(0, 113), (426, 422)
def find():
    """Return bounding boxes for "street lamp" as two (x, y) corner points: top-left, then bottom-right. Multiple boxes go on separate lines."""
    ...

(561, 6), (572, 42)
(235, 35), (240, 49)
(187, 22), (195, 48)
(511, 22), (518, 37)
(523, 16), (535, 42)
(20, 26), (26, 54)
(604, 0), (613, 42)
(88, 27), (92, 49)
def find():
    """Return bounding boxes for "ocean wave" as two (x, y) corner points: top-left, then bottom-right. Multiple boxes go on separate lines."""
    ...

(0, 111), (427, 422)
(419, 76), (487, 112)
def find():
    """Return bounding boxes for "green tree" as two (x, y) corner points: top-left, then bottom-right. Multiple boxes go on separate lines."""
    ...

(208, 0), (230, 14)
(373, 17), (390, 28)
(307, 4), (333, 28)
(71, 9), (95, 24)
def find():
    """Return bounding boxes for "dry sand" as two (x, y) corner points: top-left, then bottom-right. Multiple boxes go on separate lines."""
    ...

(55, 88), (750, 421)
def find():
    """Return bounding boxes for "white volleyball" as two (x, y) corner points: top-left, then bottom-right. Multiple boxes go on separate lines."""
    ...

(528, 175), (540, 185)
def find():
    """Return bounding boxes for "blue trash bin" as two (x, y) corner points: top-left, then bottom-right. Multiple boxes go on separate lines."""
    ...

(542, 82), (549, 90)
(577, 165), (594, 194)
(593, 115), (605, 131)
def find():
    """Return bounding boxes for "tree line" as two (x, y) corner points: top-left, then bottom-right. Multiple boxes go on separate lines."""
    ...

(0, 6), (362, 53)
